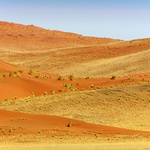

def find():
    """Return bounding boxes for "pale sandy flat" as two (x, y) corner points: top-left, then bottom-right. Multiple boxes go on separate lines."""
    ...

(0, 142), (150, 150)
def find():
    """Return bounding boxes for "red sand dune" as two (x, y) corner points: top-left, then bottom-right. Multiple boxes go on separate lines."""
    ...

(0, 59), (150, 101)
(0, 21), (120, 51)
(0, 59), (17, 73)
(56, 38), (150, 64)
(0, 70), (150, 101)
(0, 109), (149, 137)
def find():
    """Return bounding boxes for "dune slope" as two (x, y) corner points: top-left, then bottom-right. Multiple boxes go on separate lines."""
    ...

(0, 22), (150, 143)
(0, 109), (149, 137)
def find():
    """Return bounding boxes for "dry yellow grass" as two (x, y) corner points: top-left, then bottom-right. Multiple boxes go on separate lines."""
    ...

(0, 142), (150, 150)
(58, 49), (150, 78)
(1, 82), (150, 131)
(1, 46), (150, 78)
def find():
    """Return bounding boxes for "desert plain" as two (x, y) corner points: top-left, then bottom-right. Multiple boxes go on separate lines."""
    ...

(0, 21), (150, 149)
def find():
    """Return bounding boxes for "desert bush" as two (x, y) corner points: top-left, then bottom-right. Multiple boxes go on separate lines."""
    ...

(67, 122), (73, 127)
(35, 75), (39, 78)
(64, 84), (75, 91)
(57, 75), (63, 80)
(43, 92), (47, 96)
(28, 69), (35, 75)
(9, 72), (15, 77)
(111, 76), (116, 80)
(34, 73), (41, 78)
(51, 90), (55, 95)
(3, 74), (7, 77)
(18, 70), (24, 73)
(141, 78), (145, 82)
(90, 84), (94, 88)
(15, 72), (21, 77)
(31, 92), (35, 97)
(4, 98), (10, 102)
(68, 75), (74, 81)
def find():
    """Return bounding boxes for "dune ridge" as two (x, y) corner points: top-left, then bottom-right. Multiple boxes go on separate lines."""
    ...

(0, 21), (119, 51)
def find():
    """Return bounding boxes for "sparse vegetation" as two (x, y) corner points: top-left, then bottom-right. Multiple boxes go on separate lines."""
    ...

(3, 74), (7, 77)
(28, 69), (35, 75)
(15, 72), (21, 77)
(111, 76), (116, 80)
(57, 75), (63, 80)
(31, 92), (35, 97)
(64, 83), (75, 91)
(43, 92), (47, 96)
(4, 98), (10, 102)
(18, 70), (24, 73)
(141, 78), (145, 82)
(9, 72), (15, 77)
(7, 71), (21, 77)
(51, 90), (55, 95)
(68, 75), (74, 81)
(67, 122), (73, 127)
(35, 74), (40, 78)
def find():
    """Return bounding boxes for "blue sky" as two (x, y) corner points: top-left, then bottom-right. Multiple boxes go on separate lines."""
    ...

(0, 0), (150, 40)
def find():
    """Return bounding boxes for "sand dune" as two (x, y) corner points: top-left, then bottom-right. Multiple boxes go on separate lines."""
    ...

(0, 59), (17, 73)
(1, 81), (150, 131)
(0, 109), (149, 137)
(62, 49), (150, 78)
(0, 21), (119, 51)
(1, 37), (149, 77)
(0, 22), (150, 144)
(0, 58), (149, 101)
